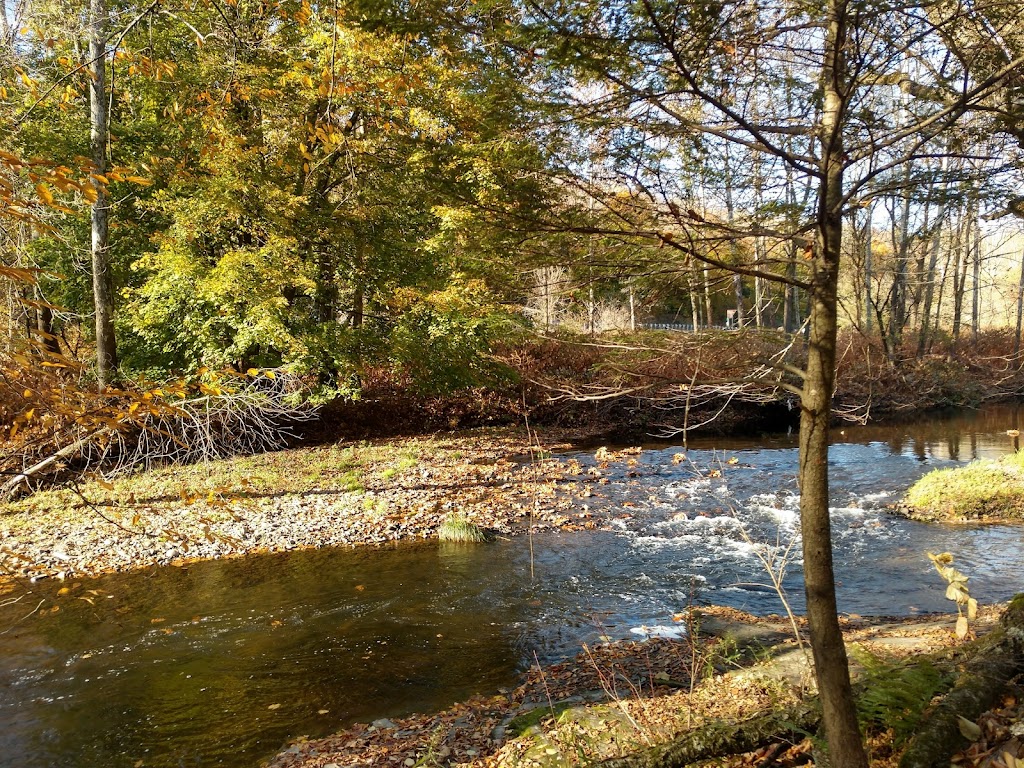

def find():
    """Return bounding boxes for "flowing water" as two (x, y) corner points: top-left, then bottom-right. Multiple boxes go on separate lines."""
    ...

(3, 405), (1024, 768)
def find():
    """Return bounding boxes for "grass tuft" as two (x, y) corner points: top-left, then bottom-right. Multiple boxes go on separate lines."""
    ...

(903, 450), (1024, 521)
(437, 512), (486, 543)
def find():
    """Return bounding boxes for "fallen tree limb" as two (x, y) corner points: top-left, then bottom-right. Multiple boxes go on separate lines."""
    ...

(597, 703), (820, 768)
(899, 594), (1024, 768)
(1, 428), (110, 499)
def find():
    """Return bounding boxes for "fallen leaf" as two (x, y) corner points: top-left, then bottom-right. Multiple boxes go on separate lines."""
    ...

(958, 715), (982, 741)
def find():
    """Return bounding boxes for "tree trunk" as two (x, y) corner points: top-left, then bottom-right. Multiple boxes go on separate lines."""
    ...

(863, 207), (873, 336)
(1016, 248), (1024, 360)
(785, 242), (799, 332)
(917, 158), (950, 357)
(628, 283), (636, 331)
(687, 260), (700, 330)
(800, 5), (869, 766)
(588, 284), (596, 335)
(951, 205), (970, 342)
(971, 207), (981, 340)
(89, 0), (117, 388)
(888, 167), (913, 359)
(35, 287), (61, 357)
(703, 265), (713, 328)
(723, 151), (745, 328)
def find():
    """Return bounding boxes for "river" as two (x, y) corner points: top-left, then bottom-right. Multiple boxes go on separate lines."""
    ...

(2, 405), (1024, 767)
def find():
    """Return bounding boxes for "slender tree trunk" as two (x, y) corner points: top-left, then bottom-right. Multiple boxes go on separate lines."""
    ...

(35, 286), (60, 357)
(703, 265), (713, 327)
(784, 242), (799, 332)
(628, 282), (636, 331)
(723, 150), (745, 328)
(89, 0), (117, 388)
(687, 259), (700, 330)
(888, 166), (913, 358)
(1014, 247), (1024, 360)
(800, 5), (868, 766)
(588, 284), (596, 335)
(314, 246), (338, 324)
(910, 169), (940, 334)
(971, 209), (980, 340)
(951, 207), (970, 341)
(863, 205), (874, 335)
(754, 237), (765, 327)
(918, 158), (950, 357)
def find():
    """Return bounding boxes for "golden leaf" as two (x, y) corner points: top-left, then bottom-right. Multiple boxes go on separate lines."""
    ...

(35, 183), (54, 205)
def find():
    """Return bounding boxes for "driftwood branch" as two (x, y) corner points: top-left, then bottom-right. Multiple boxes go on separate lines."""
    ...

(1, 428), (111, 498)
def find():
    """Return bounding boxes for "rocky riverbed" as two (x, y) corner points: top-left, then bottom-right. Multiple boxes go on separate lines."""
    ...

(0, 428), (600, 581)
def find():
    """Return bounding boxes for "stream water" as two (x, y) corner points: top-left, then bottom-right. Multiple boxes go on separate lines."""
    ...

(3, 405), (1024, 768)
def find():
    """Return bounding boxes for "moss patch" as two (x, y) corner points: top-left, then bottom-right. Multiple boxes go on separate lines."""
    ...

(902, 451), (1024, 522)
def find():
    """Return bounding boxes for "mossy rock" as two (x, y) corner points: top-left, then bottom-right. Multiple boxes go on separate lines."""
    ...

(902, 452), (1024, 522)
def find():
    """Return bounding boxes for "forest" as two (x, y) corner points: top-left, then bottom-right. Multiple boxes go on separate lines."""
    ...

(3, 1), (1024, 768)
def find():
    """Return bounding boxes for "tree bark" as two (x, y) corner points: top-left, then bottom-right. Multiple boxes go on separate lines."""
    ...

(723, 150), (745, 328)
(35, 286), (61, 357)
(800, 3), (869, 766)
(971, 207), (981, 340)
(951, 204), (970, 341)
(917, 157), (950, 357)
(89, 0), (117, 388)
(702, 264), (713, 328)
(1015, 247), (1024, 359)
(888, 164), (913, 359)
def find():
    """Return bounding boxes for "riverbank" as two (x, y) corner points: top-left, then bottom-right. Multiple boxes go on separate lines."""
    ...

(308, 329), (1024, 443)
(266, 603), (1017, 768)
(0, 427), (628, 581)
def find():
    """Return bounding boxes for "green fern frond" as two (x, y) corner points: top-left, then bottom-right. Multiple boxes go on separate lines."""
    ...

(852, 647), (953, 744)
